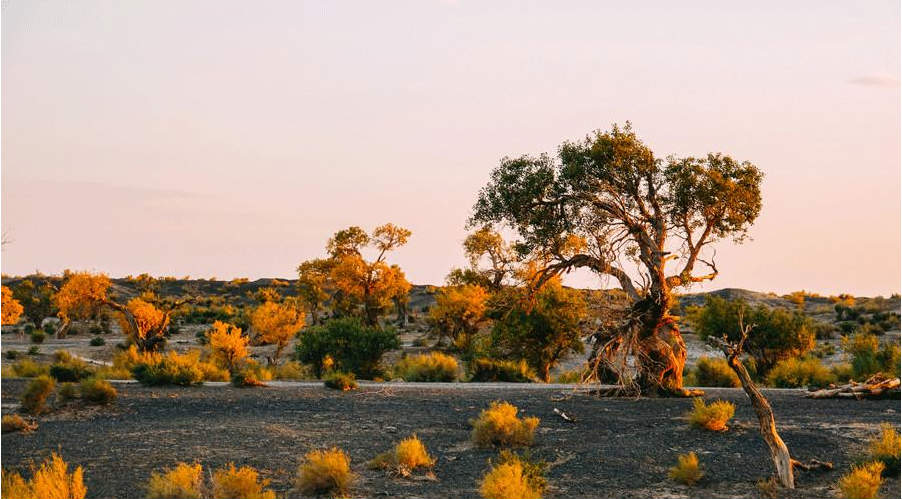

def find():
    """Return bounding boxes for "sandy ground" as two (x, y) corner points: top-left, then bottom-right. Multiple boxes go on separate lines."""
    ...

(2, 380), (899, 499)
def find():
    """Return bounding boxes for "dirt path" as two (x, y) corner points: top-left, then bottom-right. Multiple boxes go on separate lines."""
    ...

(2, 380), (899, 499)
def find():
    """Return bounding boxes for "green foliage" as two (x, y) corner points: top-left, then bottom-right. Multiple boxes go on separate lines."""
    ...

(58, 382), (78, 403)
(324, 371), (358, 391)
(469, 358), (536, 383)
(30, 329), (47, 343)
(686, 296), (815, 373)
(21, 375), (55, 414)
(394, 352), (459, 382)
(686, 357), (740, 387)
(89, 336), (106, 346)
(11, 278), (57, 326)
(488, 279), (586, 382)
(765, 357), (836, 388)
(3, 358), (50, 378)
(130, 350), (226, 386)
(842, 332), (900, 380)
(49, 351), (94, 382)
(296, 317), (399, 378)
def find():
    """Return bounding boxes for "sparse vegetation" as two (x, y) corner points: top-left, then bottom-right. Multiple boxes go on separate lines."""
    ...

(49, 351), (93, 382)
(669, 451), (703, 486)
(471, 401), (539, 447)
(842, 333), (900, 380)
(867, 424), (901, 473)
(210, 463), (276, 499)
(295, 448), (355, 497)
(369, 434), (435, 474)
(131, 349), (228, 386)
(394, 352), (459, 382)
(687, 398), (735, 432)
(2, 414), (37, 434)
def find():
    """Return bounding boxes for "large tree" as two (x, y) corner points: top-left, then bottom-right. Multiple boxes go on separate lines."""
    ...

(470, 124), (762, 395)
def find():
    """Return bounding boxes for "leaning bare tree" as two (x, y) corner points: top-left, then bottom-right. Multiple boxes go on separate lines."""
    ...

(471, 123), (763, 396)
(708, 314), (831, 489)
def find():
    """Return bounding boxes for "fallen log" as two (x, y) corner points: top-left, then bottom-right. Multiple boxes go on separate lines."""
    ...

(805, 375), (900, 400)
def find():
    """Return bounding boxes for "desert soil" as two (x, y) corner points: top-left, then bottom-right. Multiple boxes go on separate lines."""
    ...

(2, 380), (899, 499)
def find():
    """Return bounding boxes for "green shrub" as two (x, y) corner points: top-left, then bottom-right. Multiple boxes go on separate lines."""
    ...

(49, 351), (94, 382)
(30, 329), (46, 343)
(554, 369), (586, 384)
(867, 423), (900, 474)
(469, 358), (536, 382)
(5, 350), (22, 360)
(687, 296), (815, 373)
(688, 357), (739, 387)
(27, 346), (40, 355)
(21, 375), (55, 414)
(79, 377), (117, 404)
(324, 371), (357, 391)
(394, 352), (459, 382)
(131, 350), (223, 386)
(296, 318), (399, 378)
(843, 333), (900, 379)
(766, 357), (836, 388)
(58, 382), (78, 403)
(89, 337), (106, 346)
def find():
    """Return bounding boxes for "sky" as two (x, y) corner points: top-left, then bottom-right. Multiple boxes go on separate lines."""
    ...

(1, 0), (900, 296)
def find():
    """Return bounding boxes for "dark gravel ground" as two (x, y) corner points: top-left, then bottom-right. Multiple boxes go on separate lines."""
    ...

(2, 379), (899, 499)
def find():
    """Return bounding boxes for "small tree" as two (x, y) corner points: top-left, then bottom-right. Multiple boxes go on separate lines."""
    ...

(11, 279), (56, 326)
(296, 317), (399, 378)
(115, 298), (170, 351)
(1, 285), (24, 325)
(250, 300), (305, 364)
(207, 320), (249, 371)
(296, 258), (333, 325)
(489, 277), (586, 382)
(429, 284), (489, 352)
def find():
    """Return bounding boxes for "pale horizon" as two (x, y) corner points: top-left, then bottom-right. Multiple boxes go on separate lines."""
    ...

(2, 0), (900, 296)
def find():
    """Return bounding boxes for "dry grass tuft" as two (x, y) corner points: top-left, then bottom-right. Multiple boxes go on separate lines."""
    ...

(838, 461), (884, 499)
(210, 463), (276, 499)
(687, 398), (735, 432)
(471, 401), (539, 448)
(669, 451), (703, 486)
(2, 414), (38, 434)
(1, 452), (86, 499)
(79, 377), (117, 404)
(295, 448), (356, 496)
(146, 462), (203, 499)
(479, 451), (545, 499)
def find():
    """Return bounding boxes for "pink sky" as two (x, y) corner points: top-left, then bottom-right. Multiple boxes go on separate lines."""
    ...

(2, 1), (900, 296)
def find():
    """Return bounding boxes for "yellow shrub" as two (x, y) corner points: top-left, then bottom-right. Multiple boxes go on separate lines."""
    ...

(210, 463), (276, 499)
(206, 321), (249, 371)
(471, 401), (539, 447)
(370, 435), (435, 474)
(1, 453), (86, 499)
(394, 352), (459, 382)
(1, 414), (37, 434)
(272, 361), (308, 380)
(766, 357), (836, 388)
(669, 452), (703, 486)
(689, 357), (740, 387)
(838, 461), (884, 499)
(687, 398), (735, 432)
(324, 371), (357, 391)
(146, 462), (203, 499)
(21, 374), (55, 414)
(295, 448), (355, 496)
(868, 423), (900, 471)
(479, 452), (544, 499)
